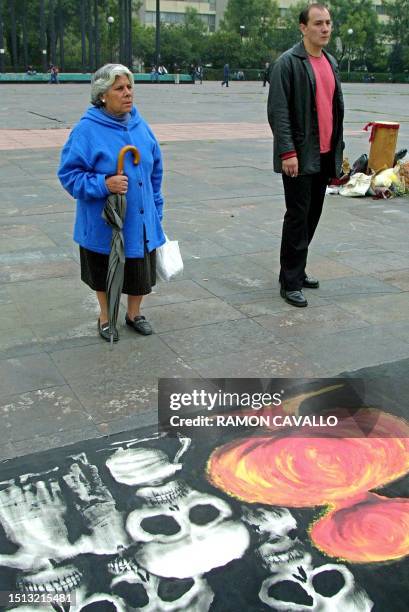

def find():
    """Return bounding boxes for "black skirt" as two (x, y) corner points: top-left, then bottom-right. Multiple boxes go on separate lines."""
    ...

(80, 245), (156, 296)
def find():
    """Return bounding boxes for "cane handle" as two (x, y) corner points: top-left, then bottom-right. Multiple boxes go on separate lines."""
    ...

(117, 145), (140, 174)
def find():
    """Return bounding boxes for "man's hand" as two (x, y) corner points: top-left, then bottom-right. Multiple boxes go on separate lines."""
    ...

(106, 173), (128, 194)
(282, 157), (299, 178)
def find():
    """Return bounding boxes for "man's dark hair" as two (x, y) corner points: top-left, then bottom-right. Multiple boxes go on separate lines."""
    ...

(299, 3), (329, 25)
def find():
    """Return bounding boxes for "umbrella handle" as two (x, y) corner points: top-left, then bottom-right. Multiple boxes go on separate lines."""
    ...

(117, 145), (141, 174)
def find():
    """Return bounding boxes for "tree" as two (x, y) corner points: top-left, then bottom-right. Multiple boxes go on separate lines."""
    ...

(327, 0), (381, 69)
(222, 0), (279, 38)
(382, 0), (409, 71)
(182, 7), (206, 62)
(203, 30), (241, 68)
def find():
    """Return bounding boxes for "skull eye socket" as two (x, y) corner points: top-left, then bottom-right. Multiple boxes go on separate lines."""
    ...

(268, 581), (314, 607)
(312, 570), (346, 597)
(111, 582), (149, 608)
(158, 577), (195, 602)
(141, 514), (180, 535)
(80, 602), (119, 611)
(189, 504), (220, 525)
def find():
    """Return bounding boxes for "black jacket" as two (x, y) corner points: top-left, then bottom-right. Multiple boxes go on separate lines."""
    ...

(267, 42), (344, 177)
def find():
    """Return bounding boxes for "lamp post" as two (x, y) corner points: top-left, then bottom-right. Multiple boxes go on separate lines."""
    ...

(239, 25), (245, 42)
(155, 0), (161, 67)
(347, 28), (353, 81)
(0, 0), (4, 74)
(107, 15), (114, 63)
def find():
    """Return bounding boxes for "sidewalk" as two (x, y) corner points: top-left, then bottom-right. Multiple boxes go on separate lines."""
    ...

(0, 81), (409, 460)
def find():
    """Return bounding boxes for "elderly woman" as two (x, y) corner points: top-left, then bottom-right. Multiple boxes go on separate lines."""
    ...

(58, 64), (165, 342)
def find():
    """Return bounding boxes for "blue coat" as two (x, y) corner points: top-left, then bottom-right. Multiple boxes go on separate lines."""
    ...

(58, 106), (165, 257)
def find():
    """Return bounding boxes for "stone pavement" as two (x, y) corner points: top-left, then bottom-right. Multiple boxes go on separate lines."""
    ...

(0, 81), (409, 460)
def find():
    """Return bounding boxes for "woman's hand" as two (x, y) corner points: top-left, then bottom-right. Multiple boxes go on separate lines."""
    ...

(105, 173), (128, 194)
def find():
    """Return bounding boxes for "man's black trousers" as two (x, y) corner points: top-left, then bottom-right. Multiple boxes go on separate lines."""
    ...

(280, 153), (332, 291)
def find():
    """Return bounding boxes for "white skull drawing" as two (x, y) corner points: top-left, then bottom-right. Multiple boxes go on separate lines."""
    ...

(106, 448), (182, 487)
(259, 563), (374, 611)
(242, 506), (312, 571)
(109, 562), (214, 611)
(126, 479), (249, 578)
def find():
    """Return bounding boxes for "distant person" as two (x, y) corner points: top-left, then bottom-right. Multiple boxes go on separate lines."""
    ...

(49, 64), (59, 84)
(221, 63), (230, 87)
(237, 70), (245, 81)
(267, 3), (344, 308)
(173, 62), (180, 85)
(150, 65), (159, 83)
(263, 62), (270, 87)
(189, 64), (196, 84)
(26, 65), (37, 75)
(58, 63), (166, 341)
(196, 65), (203, 84)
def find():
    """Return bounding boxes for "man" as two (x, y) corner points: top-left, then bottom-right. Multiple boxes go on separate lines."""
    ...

(263, 62), (270, 87)
(268, 4), (344, 307)
(221, 63), (230, 87)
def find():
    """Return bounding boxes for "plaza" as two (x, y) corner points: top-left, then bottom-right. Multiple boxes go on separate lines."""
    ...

(0, 80), (408, 458)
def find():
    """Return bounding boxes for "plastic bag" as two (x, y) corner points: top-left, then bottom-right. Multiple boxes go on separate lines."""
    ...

(372, 168), (399, 189)
(351, 153), (368, 175)
(339, 173), (372, 197)
(156, 236), (184, 281)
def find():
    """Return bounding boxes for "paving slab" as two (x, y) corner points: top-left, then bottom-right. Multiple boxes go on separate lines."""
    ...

(188, 341), (324, 377)
(253, 303), (370, 339)
(288, 326), (409, 375)
(335, 292), (409, 324)
(159, 318), (281, 361)
(0, 353), (66, 396)
(377, 268), (409, 291)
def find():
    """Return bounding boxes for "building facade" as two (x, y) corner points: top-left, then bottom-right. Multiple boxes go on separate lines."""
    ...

(138, 0), (389, 32)
(138, 0), (229, 32)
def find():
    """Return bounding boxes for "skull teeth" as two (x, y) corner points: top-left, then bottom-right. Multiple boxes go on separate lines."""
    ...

(137, 480), (190, 506)
(17, 568), (82, 594)
(107, 555), (139, 575)
(261, 547), (306, 567)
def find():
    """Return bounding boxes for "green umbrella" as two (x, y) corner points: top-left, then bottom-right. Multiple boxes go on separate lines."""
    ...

(102, 145), (140, 344)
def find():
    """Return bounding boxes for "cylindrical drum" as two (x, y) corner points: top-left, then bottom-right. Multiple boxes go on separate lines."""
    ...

(365, 121), (400, 172)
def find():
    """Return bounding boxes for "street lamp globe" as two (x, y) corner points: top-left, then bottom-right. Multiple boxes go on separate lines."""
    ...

(346, 28), (354, 81)
(107, 16), (115, 63)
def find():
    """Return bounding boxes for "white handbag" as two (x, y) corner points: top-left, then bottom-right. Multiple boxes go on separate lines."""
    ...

(156, 235), (184, 281)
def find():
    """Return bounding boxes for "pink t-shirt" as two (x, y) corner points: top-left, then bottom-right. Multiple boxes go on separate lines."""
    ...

(309, 54), (335, 153)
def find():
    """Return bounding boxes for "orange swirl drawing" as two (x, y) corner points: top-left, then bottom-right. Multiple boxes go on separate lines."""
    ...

(207, 408), (409, 563)
(310, 493), (409, 563)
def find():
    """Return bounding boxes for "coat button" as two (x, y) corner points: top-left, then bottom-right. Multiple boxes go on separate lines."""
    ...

(139, 181), (143, 186)
(140, 209), (144, 214)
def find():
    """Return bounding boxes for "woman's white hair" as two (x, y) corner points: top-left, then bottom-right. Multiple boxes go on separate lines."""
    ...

(91, 63), (134, 107)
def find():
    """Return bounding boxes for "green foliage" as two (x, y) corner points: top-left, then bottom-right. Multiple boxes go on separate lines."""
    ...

(203, 30), (242, 68)
(382, 0), (409, 71)
(222, 0), (279, 37)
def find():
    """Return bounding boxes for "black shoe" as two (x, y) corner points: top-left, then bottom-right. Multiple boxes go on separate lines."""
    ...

(280, 287), (308, 307)
(98, 319), (119, 342)
(303, 275), (320, 289)
(125, 314), (153, 335)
